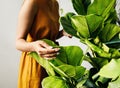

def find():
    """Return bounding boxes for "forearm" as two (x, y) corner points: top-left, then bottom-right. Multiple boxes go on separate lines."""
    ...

(16, 39), (34, 52)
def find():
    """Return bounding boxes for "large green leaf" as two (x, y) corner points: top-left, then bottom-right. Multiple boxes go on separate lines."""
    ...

(82, 0), (91, 13)
(87, 0), (115, 17)
(42, 39), (58, 46)
(42, 76), (69, 88)
(49, 63), (69, 78)
(71, 15), (90, 38)
(29, 52), (55, 76)
(74, 66), (86, 80)
(29, 39), (84, 77)
(55, 47), (68, 64)
(86, 14), (103, 34)
(99, 24), (120, 42)
(104, 8), (118, 24)
(60, 13), (79, 38)
(108, 75), (120, 88)
(64, 46), (83, 66)
(29, 39), (58, 75)
(71, 0), (91, 15)
(98, 59), (120, 78)
(58, 65), (76, 77)
(50, 46), (84, 78)
(90, 57), (108, 69)
(57, 65), (86, 79)
(52, 46), (83, 66)
(71, 0), (85, 15)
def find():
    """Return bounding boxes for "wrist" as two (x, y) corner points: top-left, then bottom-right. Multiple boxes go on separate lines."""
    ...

(28, 42), (35, 52)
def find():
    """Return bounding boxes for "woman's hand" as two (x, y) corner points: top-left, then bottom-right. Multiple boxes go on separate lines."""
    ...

(56, 30), (72, 39)
(62, 30), (72, 38)
(31, 40), (60, 60)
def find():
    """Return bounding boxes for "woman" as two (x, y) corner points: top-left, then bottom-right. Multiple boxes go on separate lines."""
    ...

(16, 0), (71, 88)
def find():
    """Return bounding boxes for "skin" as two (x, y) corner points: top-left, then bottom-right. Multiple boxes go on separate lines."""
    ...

(16, 0), (71, 59)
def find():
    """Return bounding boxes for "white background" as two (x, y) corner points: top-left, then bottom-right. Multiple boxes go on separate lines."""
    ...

(0, 0), (90, 88)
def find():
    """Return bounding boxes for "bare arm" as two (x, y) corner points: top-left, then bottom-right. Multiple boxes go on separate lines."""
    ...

(16, 0), (38, 52)
(16, 0), (60, 59)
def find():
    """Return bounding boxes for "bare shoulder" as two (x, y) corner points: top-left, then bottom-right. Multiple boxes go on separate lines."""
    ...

(18, 0), (39, 19)
(20, 0), (38, 13)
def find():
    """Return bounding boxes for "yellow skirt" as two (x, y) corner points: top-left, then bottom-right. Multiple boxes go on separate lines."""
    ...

(18, 52), (47, 88)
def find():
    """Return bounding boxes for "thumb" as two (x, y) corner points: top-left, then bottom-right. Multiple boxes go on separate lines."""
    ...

(40, 41), (52, 49)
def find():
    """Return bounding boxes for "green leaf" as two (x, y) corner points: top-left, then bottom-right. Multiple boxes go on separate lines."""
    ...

(82, 0), (91, 13)
(98, 59), (120, 78)
(49, 63), (69, 78)
(53, 46), (83, 66)
(95, 76), (111, 87)
(29, 52), (55, 76)
(87, 0), (115, 17)
(29, 39), (58, 76)
(90, 57), (108, 69)
(105, 33), (120, 49)
(71, 0), (85, 15)
(55, 47), (68, 64)
(76, 78), (87, 88)
(71, 0), (91, 15)
(42, 76), (69, 88)
(51, 46), (84, 78)
(50, 58), (65, 66)
(51, 60), (85, 79)
(84, 79), (98, 88)
(86, 14), (103, 34)
(56, 65), (86, 79)
(104, 8), (118, 24)
(74, 66), (86, 80)
(108, 76), (120, 88)
(58, 65), (76, 77)
(60, 13), (79, 38)
(83, 68), (99, 88)
(29, 39), (84, 78)
(42, 39), (58, 46)
(85, 39), (111, 58)
(64, 46), (83, 66)
(71, 15), (90, 38)
(99, 24), (120, 42)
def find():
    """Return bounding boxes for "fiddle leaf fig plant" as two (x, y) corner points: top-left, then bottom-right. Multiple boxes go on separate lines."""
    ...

(60, 0), (120, 87)
(29, 0), (120, 88)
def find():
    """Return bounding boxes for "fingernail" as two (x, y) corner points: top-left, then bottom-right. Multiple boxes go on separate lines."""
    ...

(55, 48), (60, 51)
(45, 57), (55, 60)
(45, 58), (49, 60)
(57, 52), (60, 55)
(49, 46), (53, 49)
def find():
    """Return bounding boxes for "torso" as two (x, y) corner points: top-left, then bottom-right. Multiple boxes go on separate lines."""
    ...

(27, 0), (60, 42)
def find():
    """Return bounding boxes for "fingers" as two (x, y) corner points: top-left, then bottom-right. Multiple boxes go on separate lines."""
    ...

(38, 48), (60, 60)
(33, 40), (60, 60)
(41, 52), (59, 59)
(39, 41), (52, 49)
(67, 34), (72, 38)
(37, 47), (60, 55)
